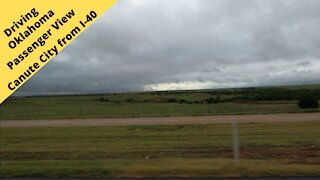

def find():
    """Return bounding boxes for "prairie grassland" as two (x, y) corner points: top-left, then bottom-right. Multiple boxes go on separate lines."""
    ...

(1, 84), (320, 120)
(1, 95), (319, 120)
(1, 121), (319, 177)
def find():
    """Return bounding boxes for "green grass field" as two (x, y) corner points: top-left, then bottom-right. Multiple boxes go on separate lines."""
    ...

(1, 84), (320, 120)
(1, 121), (319, 177)
(0, 98), (308, 120)
(1, 85), (319, 177)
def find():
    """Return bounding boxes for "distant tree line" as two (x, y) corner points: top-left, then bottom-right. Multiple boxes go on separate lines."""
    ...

(234, 88), (320, 101)
(98, 87), (320, 108)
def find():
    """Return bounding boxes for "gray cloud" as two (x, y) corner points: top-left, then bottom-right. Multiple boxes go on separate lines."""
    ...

(16, 0), (320, 95)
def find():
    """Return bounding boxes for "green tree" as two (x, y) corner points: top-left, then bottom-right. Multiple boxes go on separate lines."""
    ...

(298, 95), (319, 109)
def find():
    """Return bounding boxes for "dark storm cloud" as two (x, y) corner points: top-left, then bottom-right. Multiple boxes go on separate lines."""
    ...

(16, 0), (320, 95)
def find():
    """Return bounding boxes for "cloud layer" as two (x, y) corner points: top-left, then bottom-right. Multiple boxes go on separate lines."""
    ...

(17, 0), (320, 95)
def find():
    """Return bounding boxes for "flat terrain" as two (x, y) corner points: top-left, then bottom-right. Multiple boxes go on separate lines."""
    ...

(1, 85), (319, 120)
(1, 113), (320, 127)
(1, 85), (319, 178)
(1, 120), (319, 178)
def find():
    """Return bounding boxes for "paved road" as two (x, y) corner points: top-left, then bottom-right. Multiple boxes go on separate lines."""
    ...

(1, 113), (320, 128)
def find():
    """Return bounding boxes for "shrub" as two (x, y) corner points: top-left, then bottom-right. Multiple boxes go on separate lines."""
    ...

(205, 96), (221, 104)
(298, 95), (319, 109)
(179, 99), (187, 104)
(99, 97), (109, 102)
(126, 98), (134, 102)
(167, 98), (178, 103)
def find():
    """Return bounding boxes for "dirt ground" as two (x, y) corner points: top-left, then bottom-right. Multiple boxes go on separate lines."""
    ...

(1, 113), (320, 128)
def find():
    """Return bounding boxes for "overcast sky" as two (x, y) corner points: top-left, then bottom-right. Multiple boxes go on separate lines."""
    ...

(16, 0), (320, 96)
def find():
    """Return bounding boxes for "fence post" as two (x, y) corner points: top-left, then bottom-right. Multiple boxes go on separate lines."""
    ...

(232, 120), (240, 166)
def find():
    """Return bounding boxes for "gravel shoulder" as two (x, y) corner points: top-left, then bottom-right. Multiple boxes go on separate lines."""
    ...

(1, 113), (320, 128)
